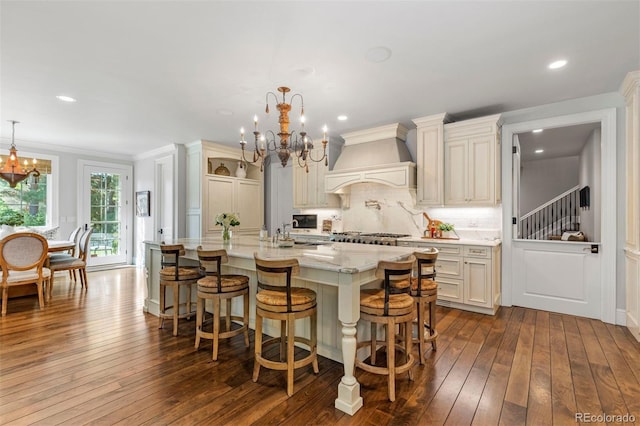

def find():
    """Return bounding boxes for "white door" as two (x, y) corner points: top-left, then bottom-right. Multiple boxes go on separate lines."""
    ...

(502, 109), (616, 323)
(79, 161), (132, 266)
(512, 240), (601, 318)
(155, 156), (173, 241)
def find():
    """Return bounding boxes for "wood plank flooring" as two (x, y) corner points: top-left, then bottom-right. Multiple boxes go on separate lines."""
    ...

(1, 267), (639, 425)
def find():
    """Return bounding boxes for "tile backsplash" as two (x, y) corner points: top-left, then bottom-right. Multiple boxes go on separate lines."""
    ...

(297, 183), (502, 239)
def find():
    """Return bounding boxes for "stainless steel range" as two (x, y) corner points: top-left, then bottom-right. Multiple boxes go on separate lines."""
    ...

(330, 232), (411, 246)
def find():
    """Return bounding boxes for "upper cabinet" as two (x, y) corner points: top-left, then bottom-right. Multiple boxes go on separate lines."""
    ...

(414, 113), (501, 206)
(186, 140), (264, 238)
(444, 114), (502, 206)
(292, 145), (340, 209)
(413, 113), (451, 206)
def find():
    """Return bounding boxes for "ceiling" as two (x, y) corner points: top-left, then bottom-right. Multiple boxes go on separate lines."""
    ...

(1, 1), (638, 158)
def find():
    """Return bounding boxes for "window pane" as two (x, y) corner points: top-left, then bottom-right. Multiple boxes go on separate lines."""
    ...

(89, 172), (122, 258)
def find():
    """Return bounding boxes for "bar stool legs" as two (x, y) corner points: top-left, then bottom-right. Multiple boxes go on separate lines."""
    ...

(159, 280), (195, 336)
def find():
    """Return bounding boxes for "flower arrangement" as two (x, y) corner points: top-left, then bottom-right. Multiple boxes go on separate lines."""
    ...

(215, 212), (240, 241)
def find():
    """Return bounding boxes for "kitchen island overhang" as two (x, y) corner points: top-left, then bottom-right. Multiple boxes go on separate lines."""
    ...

(143, 236), (417, 415)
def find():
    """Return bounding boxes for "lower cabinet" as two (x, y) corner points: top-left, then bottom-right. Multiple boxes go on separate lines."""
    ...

(397, 241), (501, 315)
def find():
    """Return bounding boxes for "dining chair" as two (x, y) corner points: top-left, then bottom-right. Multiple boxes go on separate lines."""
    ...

(47, 228), (93, 301)
(0, 232), (51, 316)
(49, 226), (83, 281)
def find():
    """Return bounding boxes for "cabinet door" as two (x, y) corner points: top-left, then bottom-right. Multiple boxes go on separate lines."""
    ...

(417, 126), (444, 205)
(292, 165), (309, 208)
(444, 139), (468, 205)
(315, 162), (339, 207)
(467, 135), (495, 204)
(236, 179), (262, 232)
(205, 176), (234, 235)
(464, 257), (492, 307)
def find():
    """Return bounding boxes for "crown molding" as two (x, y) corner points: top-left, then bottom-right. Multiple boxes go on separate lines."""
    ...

(0, 138), (135, 162)
(133, 144), (178, 161)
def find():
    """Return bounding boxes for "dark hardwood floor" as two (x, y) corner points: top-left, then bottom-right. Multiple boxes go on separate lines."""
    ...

(1, 268), (639, 425)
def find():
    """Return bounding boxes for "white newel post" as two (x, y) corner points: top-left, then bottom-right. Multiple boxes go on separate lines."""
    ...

(335, 271), (363, 415)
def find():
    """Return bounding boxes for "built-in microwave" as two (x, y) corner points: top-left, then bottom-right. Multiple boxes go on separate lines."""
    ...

(292, 214), (317, 229)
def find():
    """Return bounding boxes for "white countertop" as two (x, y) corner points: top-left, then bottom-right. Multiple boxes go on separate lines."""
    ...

(397, 236), (502, 247)
(145, 236), (415, 274)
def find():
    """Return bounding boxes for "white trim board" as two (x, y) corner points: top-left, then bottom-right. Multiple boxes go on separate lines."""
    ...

(501, 108), (617, 324)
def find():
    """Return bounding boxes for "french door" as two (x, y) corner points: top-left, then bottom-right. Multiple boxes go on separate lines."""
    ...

(78, 161), (132, 266)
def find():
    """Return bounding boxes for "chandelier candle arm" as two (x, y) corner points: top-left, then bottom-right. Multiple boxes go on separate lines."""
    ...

(239, 86), (328, 172)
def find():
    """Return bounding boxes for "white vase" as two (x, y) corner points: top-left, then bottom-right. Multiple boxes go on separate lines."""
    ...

(235, 161), (247, 178)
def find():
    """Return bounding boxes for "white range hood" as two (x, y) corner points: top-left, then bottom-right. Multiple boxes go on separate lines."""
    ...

(325, 123), (416, 207)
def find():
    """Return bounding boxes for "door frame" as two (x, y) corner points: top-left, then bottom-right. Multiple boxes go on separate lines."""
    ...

(501, 108), (617, 324)
(77, 159), (133, 266)
(154, 155), (174, 241)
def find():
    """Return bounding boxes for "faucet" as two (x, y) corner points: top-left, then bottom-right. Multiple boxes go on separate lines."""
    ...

(281, 223), (291, 239)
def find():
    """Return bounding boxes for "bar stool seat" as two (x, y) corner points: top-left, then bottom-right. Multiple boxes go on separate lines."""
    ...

(355, 255), (416, 402)
(195, 248), (250, 361)
(159, 244), (203, 336)
(252, 254), (319, 396)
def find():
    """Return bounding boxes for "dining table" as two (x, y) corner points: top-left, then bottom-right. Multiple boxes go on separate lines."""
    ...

(47, 239), (76, 253)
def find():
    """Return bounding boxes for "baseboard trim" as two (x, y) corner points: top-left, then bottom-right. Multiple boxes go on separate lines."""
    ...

(616, 308), (627, 326)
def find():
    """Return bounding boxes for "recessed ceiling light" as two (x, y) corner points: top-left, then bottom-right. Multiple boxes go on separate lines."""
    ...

(337, 115), (348, 121)
(548, 59), (567, 70)
(56, 95), (76, 102)
(535, 149), (544, 154)
(532, 129), (543, 133)
(365, 46), (392, 63)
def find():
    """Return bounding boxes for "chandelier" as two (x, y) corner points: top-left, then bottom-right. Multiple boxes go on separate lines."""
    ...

(0, 121), (40, 188)
(239, 86), (328, 172)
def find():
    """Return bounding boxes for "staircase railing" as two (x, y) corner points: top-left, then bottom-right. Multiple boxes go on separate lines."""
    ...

(519, 185), (580, 240)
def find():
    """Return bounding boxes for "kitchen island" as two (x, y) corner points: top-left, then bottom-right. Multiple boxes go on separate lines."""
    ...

(143, 236), (416, 415)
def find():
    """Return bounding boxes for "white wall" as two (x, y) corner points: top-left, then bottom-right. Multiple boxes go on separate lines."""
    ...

(520, 156), (580, 214)
(578, 128), (601, 242)
(133, 145), (185, 265)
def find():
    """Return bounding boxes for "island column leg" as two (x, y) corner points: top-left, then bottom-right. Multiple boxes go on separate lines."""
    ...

(335, 272), (363, 415)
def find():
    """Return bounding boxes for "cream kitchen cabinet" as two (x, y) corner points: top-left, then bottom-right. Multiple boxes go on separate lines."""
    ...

(413, 113), (451, 206)
(443, 114), (502, 206)
(397, 240), (501, 315)
(204, 176), (262, 236)
(292, 148), (339, 208)
(186, 140), (264, 238)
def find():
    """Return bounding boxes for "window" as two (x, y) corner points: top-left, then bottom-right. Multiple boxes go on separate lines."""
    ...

(0, 158), (53, 227)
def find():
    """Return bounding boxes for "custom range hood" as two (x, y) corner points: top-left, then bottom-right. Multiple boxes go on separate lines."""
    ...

(325, 123), (416, 206)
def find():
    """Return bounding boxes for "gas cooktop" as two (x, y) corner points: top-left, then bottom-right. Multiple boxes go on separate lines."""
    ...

(330, 232), (411, 246)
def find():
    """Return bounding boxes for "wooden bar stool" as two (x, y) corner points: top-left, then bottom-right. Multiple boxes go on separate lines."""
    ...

(195, 247), (250, 361)
(355, 255), (416, 402)
(411, 248), (439, 364)
(158, 244), (203, 336)
(252, 254), (319, 396)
